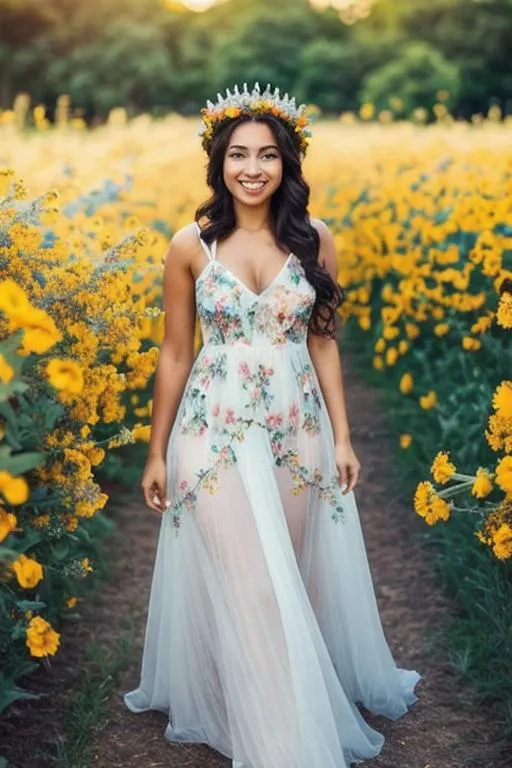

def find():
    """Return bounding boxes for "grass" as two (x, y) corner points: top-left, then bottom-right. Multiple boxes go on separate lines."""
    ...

(55, 613), (137, 768)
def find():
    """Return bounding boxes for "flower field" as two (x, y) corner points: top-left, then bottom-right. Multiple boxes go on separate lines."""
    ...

(0, 112), (511, 728)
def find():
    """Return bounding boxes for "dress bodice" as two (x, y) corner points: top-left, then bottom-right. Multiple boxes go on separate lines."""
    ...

(195, 225), (316, 348)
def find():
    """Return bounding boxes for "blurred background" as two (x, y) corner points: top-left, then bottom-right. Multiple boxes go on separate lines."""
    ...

(1, 0), (511, 123)
(1, 3), (512, 765)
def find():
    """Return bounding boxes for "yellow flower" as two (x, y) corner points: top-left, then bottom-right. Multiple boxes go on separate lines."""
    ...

(431, 451), (456, 484)
(383, 325), (399, 340)
(132, 423), (151, 442)
(0, 279), (31, 322)
(374, 338), (386, 353)
(359, 102), (375, 120)
(398, 340), (409, 355)
(399, 372), (414, 394)
(419, 390), (437, 410)
(497, 291), (512, 329)
(12, 554), (44, 589)
(0, 509), (17, 542)
(492, 381), (512, 418)
(495, 456), (512, 495)
(65, 596), (78, 608)
(86, 447), (105, 466)
(26, 616), (60, 658)
(471, 467), (493, 499)
(0, 470), (29, 505)
(0, 353), (15, 383)
(223, 106), (242, 119)
(32, 514), (50, 528)
(430, 496), (451, 523)
(400, 433), (412, 449)
(491, 524), (512, 560)
(81, 557), (94, 573)
(19, 308), (62, 354)
(414, 480), (435, 518)
(405, 323), (420, 340)
(462, 336), (481, 352)
(471, 316), (492, 334)
(434, 323), (449, 337)
(414, 481), (451, 525)
(46, 359), (84, 395)
(385, 347), (398, 366)
(373, 355), (384, 370)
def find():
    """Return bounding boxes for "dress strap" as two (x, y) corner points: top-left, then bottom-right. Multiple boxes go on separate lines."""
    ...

(195, 221), (216, 262)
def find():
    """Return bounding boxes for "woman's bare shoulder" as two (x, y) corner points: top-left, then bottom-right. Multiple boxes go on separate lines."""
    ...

(309, 217), (332, 238)
(165, 222), (201, 267)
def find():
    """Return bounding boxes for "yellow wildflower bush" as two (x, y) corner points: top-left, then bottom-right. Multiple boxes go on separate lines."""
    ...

(0, 166), (164, 711)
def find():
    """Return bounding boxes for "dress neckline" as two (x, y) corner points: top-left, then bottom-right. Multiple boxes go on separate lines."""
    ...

(196, 250), (294, 301)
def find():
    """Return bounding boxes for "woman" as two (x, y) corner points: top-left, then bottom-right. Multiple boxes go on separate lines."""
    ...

(124, 83), (420, 768)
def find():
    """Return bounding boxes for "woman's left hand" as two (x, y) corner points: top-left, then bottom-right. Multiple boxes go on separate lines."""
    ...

(334, 439), (361, 494)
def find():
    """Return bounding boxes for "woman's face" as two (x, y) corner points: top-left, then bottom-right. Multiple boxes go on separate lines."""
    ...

(223, 120), (283, 206)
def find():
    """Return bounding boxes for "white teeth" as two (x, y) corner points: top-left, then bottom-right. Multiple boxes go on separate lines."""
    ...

(240, 181), (265, 190)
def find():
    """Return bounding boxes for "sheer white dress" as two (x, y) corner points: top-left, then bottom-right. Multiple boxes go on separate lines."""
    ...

(124, 223), (421, 767)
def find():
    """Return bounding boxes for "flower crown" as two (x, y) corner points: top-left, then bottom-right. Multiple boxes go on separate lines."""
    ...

(199, 82), (312, 157)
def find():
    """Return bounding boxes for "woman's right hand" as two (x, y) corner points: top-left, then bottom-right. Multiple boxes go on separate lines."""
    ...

(141, 455), (169, 513)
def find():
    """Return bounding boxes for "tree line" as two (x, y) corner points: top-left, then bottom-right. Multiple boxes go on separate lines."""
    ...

(1, 0), (511, 120)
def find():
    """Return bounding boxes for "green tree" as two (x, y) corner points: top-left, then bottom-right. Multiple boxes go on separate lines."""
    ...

(361, 40), (461, 116)
(297, 41), (365, 112)
(46, 20), (177, 116)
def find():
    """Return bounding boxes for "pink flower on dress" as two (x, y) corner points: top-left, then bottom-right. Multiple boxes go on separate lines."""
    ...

(212, 403), (220, 417)
(273, 441), (284, 457)
(225, 408), (236, 424)
(263, 367), (274, 376)
(289, 401), (299, 424)
(250, 387), (261, 402)
(238, 361), (251, 378)
(179, 480), (188, 492)
(265, 413), (283, 429)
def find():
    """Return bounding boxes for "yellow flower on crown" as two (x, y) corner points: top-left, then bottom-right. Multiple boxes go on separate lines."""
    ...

(199, 82), (313, 157)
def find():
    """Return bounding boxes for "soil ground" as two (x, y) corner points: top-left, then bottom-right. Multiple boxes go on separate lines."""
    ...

(1, 349), (510, 768)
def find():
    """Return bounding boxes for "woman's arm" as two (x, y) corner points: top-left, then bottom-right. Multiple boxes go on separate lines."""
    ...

(307, 219), (361, 493)
(142, 226), (197, 511)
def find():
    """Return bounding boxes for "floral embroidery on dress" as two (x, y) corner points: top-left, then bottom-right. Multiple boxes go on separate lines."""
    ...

(168, 238), (345, 534)
(196, 255), (315, 348)
(181, 353), (228, 435)
(171, 352), (344, 533)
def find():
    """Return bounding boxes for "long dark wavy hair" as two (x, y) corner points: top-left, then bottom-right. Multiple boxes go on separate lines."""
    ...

(194, 114), (345, 338)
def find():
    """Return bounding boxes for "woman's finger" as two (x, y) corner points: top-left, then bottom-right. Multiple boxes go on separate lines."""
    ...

(346, 463), (361, 492)
(142, 482), (163, 513)
(338, 463), (349, 493)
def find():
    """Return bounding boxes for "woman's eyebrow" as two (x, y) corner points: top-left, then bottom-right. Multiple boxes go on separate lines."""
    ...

(228, 144), (279, 151)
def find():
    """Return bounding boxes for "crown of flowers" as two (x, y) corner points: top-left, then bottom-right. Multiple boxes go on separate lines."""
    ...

(199, 82), (312, 157)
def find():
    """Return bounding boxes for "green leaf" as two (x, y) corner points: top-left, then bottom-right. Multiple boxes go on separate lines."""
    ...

(0, 680), (41, 715)
(52, 540), (70, 561)
(15, 599), (47, 612)
(0, 448), (46, 474)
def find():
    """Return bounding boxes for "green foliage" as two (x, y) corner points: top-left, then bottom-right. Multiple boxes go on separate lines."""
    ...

(362, 41), (461, 115)
(1, 0), (511, 117)
(55, 623), (137, 768)
(336, 160), (512, 729)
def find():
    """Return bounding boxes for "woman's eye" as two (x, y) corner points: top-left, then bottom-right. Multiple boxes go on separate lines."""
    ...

(229, 152), (279, 160)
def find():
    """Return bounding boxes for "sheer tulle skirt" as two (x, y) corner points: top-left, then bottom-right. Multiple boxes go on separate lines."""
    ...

(124, 344), (420, 768)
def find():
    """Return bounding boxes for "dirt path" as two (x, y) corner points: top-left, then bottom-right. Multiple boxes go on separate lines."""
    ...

(1, 348), (508, 768)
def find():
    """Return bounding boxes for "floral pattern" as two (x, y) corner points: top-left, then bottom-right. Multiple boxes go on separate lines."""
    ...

(168, 245), (346, 534)
(195, 255), (315, 347)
